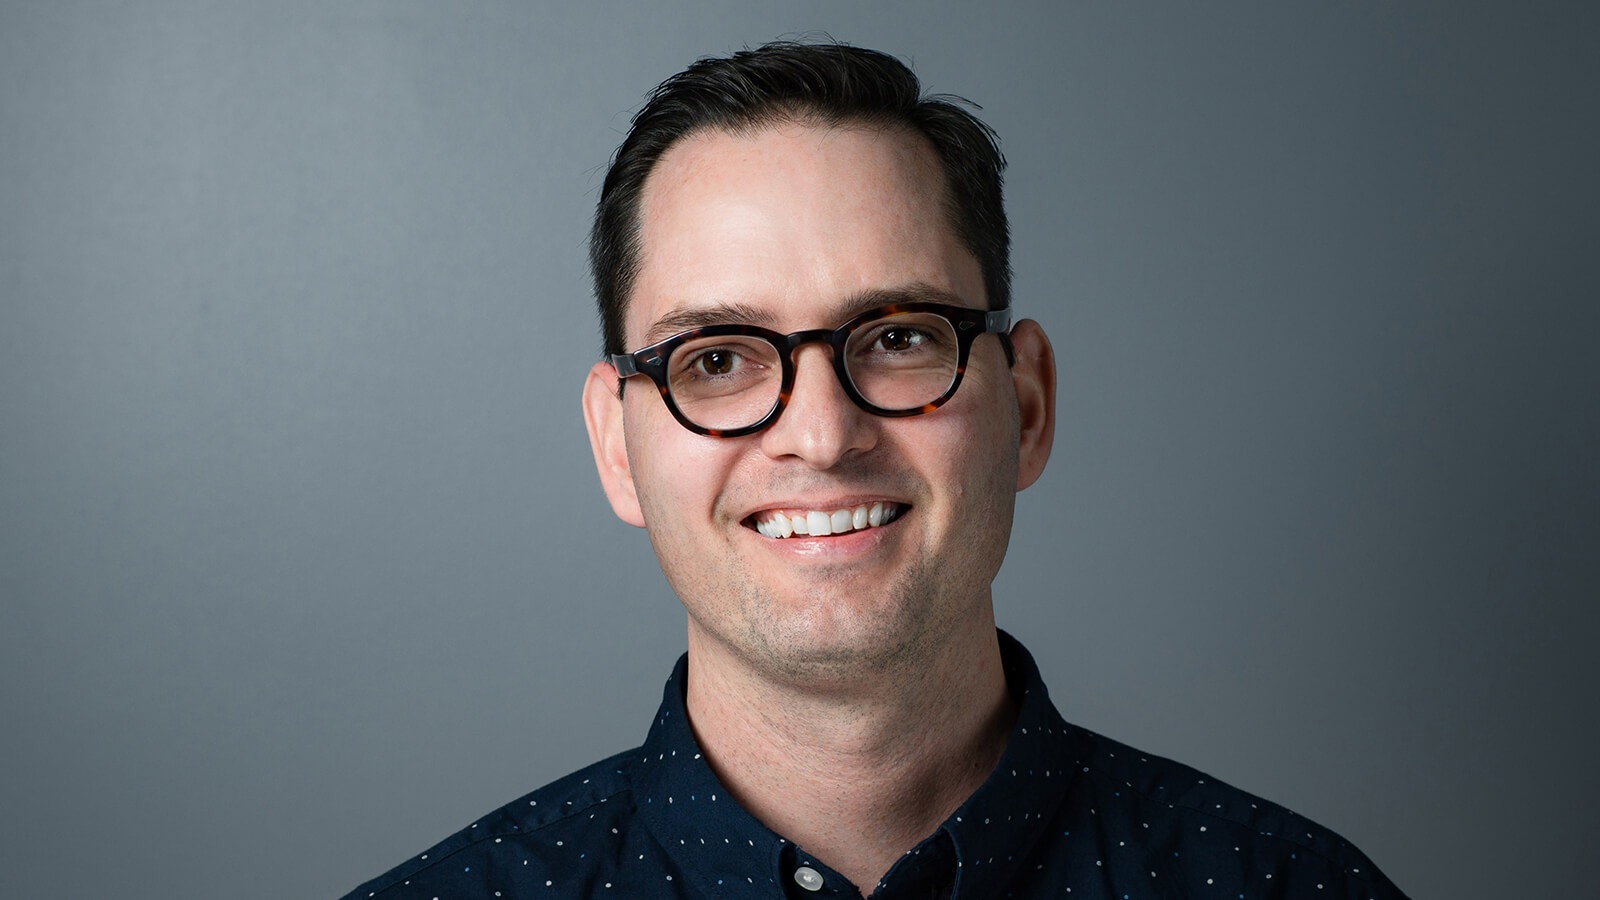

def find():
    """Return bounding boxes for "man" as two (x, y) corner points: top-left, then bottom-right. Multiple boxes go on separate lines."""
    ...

(346, 42), (1407, 899)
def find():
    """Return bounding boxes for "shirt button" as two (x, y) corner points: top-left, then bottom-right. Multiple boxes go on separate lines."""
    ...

(793, 865), (824, 892)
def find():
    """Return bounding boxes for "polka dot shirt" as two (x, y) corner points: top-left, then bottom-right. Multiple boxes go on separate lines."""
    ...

(343, 632), (1408, 899)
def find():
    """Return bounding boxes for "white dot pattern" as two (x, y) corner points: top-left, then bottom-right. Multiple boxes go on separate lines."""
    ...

(341, 632), (1408, 899)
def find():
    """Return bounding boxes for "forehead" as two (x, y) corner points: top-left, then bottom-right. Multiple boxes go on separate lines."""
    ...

(626, 121), (983, 346)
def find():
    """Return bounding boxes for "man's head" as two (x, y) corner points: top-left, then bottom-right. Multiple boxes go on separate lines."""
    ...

(590, 41), (1012, 357)
(582, 43), (1054, 687)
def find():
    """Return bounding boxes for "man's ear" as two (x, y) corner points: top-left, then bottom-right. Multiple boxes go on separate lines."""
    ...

(582, 361), (646, 527)
(1007, 319), (1057, 491)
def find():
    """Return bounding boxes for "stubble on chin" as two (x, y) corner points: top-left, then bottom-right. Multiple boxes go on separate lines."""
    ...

(703, 546), (964, 693)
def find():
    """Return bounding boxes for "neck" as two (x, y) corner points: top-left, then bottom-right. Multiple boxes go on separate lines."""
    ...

(684, 615), (1015, 894)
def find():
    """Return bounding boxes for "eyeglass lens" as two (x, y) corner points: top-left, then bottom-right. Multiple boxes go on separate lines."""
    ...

(665, 311), (961, 432)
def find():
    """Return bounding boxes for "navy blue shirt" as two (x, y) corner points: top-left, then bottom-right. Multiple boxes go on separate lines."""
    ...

(345, 633), (1406, 898)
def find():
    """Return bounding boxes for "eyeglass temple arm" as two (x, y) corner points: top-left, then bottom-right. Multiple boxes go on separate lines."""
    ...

(609, 353), (639, 378)
(985, 308), (1016, 366)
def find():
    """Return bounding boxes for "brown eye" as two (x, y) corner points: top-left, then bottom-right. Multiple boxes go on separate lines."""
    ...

(695, 349), (737, 375)
(875, 327), (926, 352)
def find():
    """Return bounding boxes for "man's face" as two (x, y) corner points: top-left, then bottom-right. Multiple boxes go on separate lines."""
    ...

(584, 121), (1053, 685)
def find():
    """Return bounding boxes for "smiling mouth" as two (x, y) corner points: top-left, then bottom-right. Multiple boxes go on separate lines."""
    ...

(746, 502), (907, 539)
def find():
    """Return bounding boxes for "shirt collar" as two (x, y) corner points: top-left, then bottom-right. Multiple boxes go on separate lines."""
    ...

(936, 629), (1077, 896)
(632, 631), (1076, 898)
(632, 655), (793, 893)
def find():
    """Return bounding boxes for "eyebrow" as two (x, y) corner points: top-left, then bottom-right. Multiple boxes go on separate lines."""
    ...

(841, 283), (972, 315)
(642, 301), (778, 345)
(640, 282), (976, 346)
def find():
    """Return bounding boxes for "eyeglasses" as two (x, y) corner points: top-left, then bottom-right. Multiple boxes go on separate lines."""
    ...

(609, 301), (1013, 437)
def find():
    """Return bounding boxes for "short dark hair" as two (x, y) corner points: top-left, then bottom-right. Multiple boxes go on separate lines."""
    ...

(590, 41), (1011, 355)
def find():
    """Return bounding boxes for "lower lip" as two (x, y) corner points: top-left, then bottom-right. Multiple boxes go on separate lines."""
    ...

(745, 512), (904, 558)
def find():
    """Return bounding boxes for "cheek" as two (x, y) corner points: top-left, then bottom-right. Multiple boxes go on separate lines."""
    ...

(940, 364), (1020, 452)
(625, 405), (737, 525)
(921, 374), (1021, 509)
(887, 400), (1016, 511)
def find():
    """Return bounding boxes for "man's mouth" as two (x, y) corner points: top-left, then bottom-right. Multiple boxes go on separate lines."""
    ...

(746, 502), (907, 539)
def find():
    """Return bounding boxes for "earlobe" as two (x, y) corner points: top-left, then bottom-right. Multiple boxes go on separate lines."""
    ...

(1007, 319), (1057, 491)
(582, 362), (647, 527)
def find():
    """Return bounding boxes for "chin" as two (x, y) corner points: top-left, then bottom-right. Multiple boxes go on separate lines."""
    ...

(740, 599), (943, 683)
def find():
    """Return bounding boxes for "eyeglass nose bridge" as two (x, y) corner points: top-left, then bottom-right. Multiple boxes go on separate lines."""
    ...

(759, 326), (866, 426)
(777, 327), (845, 355)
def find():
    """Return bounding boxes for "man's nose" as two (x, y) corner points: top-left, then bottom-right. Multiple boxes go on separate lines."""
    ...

(757, 343), (877, 468)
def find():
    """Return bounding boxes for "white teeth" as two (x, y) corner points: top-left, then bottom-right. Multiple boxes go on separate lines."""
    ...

(752, 503), (903, 539)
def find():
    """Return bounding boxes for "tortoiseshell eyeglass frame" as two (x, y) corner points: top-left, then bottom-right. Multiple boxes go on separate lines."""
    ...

(608, 301), (1015, 438)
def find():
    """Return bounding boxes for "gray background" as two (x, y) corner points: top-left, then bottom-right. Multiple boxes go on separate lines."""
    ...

(2, 2), (1595, 897)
